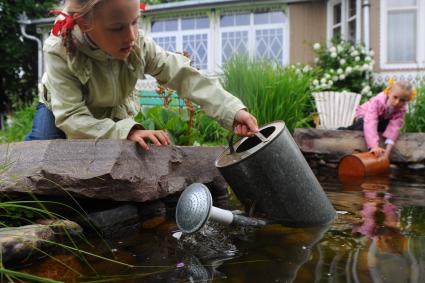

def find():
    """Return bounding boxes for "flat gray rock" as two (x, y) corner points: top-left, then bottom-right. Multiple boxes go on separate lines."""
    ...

(0, 140), (227, 202)
(293, 128), (425, 163)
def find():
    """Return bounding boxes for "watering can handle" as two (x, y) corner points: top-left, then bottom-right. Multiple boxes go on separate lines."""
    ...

(228, 134), (236, 154)
(228, 131), (268, 154)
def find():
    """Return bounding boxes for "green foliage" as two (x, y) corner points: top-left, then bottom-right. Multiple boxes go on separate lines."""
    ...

(403, 82), (425, 133)
(193, 110), (228, 145)
(135, 106), (200, 145)
(311, 38), (375, 96)
(222, 56), (314, 132)
(0, 0), (58, 114)
(0, 102), (35, 143)
(134, 106), (229, 146)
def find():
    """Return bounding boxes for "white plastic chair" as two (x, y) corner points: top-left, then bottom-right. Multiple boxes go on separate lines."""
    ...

(313, 91), (361, 129)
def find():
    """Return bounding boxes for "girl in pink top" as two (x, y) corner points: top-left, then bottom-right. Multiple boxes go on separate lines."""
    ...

(345, 80), (416, 159)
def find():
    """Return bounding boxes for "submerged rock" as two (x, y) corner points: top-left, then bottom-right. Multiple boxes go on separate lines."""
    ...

(76, 204), (140, 238)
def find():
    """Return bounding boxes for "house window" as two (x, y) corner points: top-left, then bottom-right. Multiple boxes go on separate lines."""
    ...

(150, 16), (210, 71)
(147, 9), (288, 73)
(219, 10), (287, 66)
(327, 0), (360, 42)
(386, 0), (417, 63)
(151, 18), (178, 52)
(380, 0), (424, 69)
(220, 13), (250, 63)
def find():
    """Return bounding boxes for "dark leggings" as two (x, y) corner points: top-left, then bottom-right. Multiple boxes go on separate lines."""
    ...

(340, 118), (390, 133)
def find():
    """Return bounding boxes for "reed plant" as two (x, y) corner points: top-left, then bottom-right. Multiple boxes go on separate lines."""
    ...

(403, 81), (425, 133)
(222, 56), (313, 132)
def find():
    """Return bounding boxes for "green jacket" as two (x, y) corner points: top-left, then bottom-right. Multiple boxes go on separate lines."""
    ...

(40, 27), (246, 139)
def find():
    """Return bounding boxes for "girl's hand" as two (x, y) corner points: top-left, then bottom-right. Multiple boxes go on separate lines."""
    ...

(233, 109), (259, 137)
(370, 146), (386, 158)
(127, 129), (171, 151)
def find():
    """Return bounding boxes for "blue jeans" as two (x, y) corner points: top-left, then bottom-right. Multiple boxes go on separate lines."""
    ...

(25, 103), (66, 141)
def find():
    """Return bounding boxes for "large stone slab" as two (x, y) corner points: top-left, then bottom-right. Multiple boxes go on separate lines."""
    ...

(0, 140), (227, 202)
(293, 128), (425, 163)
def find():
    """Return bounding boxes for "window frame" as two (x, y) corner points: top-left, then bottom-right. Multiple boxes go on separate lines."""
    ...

(327, 0), (361, 43)
(180, 16), (212, 72)
(380, 0), (425, 70)
(217, 10), (288, 68)
(146, 8), (289, 75)
(147, 16), (213, 74)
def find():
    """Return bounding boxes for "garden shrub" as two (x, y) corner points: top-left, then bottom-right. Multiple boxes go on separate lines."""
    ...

(310, 38), (375, 96)
(0, 102), (35, 143)
(403, 82), (425, 133)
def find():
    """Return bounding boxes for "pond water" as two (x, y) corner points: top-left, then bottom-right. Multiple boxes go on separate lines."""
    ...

(19, 168), (425, 283)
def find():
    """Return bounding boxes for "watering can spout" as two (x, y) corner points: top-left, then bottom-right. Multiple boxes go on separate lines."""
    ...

(175, 183), (266, 234)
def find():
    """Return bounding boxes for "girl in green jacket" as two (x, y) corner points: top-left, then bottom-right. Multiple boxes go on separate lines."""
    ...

(25, 0), (258, 150)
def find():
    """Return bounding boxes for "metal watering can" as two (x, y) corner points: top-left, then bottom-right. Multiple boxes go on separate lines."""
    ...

(215, 121), (336, 227)
(175, 183), (266, 234)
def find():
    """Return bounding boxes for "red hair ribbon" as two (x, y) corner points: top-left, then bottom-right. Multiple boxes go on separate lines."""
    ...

(140, 3), (147, 11)
(49, 10), (76, 37)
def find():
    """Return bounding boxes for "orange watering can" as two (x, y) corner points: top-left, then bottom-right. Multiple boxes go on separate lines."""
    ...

(338, 152), (390, 178)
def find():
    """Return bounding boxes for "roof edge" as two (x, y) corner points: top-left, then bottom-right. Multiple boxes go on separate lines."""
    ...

(144, 0), (312, 14)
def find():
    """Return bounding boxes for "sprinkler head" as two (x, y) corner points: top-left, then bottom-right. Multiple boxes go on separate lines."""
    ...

(176, 183), (266, 234)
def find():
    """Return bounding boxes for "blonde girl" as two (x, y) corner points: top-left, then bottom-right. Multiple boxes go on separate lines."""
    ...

(345, 80), (415, 159)
(25, 0), (258, 150)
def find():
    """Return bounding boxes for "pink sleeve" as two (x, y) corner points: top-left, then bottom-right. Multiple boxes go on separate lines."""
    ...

(383, 111), (405, 142)
(363, 97), (381, 149)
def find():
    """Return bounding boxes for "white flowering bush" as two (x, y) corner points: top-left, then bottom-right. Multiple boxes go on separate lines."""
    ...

(311, 38), (375, 96)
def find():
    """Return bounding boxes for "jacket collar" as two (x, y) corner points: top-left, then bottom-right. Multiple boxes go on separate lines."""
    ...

(73, 26), (111, 62)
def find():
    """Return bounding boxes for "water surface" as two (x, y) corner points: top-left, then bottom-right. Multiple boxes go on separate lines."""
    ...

(19, 168), (425, 282)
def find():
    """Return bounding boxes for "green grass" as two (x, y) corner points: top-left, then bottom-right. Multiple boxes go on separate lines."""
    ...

(222, 56), (314, 132)
(0, 102), (35, 143)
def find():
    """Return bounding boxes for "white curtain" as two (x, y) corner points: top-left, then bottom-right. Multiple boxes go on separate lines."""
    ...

(387, 6), (417, 63)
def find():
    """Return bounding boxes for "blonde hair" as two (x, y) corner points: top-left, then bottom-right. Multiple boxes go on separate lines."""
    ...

(384, 79), (416, 101)
(61, 0), (105, 55)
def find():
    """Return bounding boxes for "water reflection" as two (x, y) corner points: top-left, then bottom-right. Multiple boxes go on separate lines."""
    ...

(220, 225), (330, 282)
(313, 176), (425, 283)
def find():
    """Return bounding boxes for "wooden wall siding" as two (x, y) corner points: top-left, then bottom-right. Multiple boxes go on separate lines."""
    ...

(288, 2), (327, 65)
